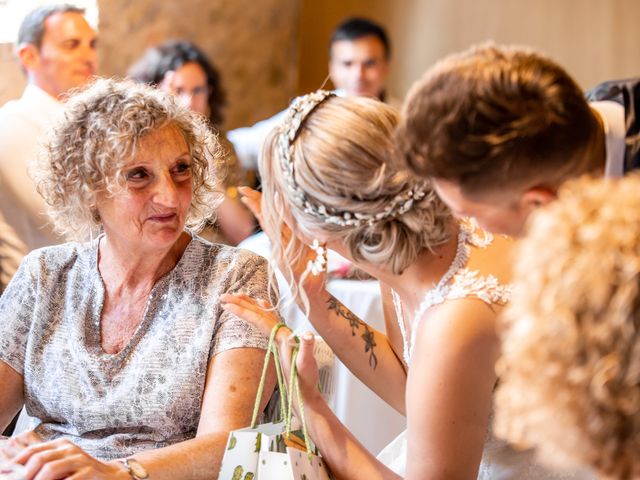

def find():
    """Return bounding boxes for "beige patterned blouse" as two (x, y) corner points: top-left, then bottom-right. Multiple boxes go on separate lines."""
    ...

(0, 233), (269, 460)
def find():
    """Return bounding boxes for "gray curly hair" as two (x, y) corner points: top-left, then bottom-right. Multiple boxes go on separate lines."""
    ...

(36, 77), (224, 240)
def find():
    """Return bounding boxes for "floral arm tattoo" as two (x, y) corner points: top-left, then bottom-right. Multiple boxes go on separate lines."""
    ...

(326, 295), (378, 369)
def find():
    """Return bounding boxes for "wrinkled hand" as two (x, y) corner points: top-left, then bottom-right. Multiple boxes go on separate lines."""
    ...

(3, 434), (127, 480)
(0, 431), (41, 462)
(220, 294), (321, 403)
(238, 187), (326, 295)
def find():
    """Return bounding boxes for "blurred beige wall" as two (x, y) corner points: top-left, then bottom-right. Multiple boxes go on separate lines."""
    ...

(298, 0), (640, 102)
(0, 44), (24, 104)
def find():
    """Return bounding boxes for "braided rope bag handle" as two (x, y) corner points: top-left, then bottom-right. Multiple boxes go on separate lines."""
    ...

(250, 323), (316, 463)
(286, 343), (315, 461)
(250, 322), (289, 428)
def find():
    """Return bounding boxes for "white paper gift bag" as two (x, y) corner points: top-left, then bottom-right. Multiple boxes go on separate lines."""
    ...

(258, 447), (331, 480)
(218, 422), (291, 479)
(218, 323), (333, 480)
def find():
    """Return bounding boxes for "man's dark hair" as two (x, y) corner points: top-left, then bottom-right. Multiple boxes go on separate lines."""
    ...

(329, 17), (391, 59)
(17, 4), (85, 49)
(397, 44), (602, 196)
(127, 40), (227, 126)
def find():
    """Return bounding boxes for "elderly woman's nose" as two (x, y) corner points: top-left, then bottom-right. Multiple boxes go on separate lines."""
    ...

(153, 171), (180, 205)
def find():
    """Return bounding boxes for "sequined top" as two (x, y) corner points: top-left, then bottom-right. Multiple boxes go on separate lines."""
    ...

(0, 233), (269, 460)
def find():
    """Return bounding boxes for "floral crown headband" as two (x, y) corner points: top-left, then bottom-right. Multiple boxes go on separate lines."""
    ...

(277, 89), (428, 228)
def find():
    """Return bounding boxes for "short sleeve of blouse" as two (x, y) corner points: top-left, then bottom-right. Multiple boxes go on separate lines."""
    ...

(0, 252), (39, 375)
(210, 250), (274, 358)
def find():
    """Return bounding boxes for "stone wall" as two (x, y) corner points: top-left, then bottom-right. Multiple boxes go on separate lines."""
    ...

(97, 0), (301, 129)
(0, 0), (301, 130)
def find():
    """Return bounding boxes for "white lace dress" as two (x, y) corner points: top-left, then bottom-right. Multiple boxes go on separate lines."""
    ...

(376, 221), (586, 479)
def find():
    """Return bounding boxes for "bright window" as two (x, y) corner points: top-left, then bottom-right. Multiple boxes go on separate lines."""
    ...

(0, 0), (98, 44)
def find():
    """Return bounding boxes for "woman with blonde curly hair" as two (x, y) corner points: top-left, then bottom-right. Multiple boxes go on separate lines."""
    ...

(495, 174), (640, 480)
(0, 78), (275, 479)
(221, 91), (564, 478)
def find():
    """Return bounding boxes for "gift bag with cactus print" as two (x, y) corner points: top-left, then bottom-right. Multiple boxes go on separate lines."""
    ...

(218, 324), (332, 480)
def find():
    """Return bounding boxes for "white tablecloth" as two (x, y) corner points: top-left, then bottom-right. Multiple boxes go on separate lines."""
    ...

(239, 233), (406, 455)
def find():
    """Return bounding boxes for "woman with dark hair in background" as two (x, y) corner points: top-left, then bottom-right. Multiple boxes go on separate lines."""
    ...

(129, 40), (256, 245)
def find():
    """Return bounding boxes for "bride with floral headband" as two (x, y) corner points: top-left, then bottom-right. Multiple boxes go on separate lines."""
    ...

(221, 91), (566, 479)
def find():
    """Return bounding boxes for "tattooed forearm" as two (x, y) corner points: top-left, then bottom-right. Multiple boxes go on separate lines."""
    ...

(326, 295), (360, 334)
(326, 295), (379, 369)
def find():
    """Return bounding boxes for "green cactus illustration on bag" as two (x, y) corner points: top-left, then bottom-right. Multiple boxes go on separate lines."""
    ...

(231, 465), (243, 480)
(254, 432), (262, 452)
(244, 473), (254, 480)
(227, 433), (237, 450)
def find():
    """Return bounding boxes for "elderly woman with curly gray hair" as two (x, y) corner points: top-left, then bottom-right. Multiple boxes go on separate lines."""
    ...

(0, 78), (275, 479)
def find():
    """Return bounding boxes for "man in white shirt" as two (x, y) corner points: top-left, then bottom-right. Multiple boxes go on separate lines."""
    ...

(229, 17), (396, 171)
(0, 4), (97, 291)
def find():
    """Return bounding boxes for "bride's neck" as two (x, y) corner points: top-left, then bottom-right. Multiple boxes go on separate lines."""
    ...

(379, 223), (461, 314)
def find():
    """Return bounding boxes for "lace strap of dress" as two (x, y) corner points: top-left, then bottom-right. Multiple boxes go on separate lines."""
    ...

(393, 219), (508, 363)
(447, 269), (511, 305)
(459, 217), (493, 249)
(407, 269), (511, 361)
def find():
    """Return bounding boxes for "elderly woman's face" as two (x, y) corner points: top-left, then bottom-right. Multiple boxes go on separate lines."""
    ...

(96, 124), (192, 250)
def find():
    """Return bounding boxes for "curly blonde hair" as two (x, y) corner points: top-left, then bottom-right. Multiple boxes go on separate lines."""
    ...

(260, 95), (452, 308)
(495, 174), (640, 479)
(36, 77), (224, 241)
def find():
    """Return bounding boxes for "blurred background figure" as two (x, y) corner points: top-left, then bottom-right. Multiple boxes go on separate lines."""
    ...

(0, 3), (97, 290)
(228, 16), (395, 173)
(495, 174), (640, 480)
(128, 40), (255, 245)
(327, 16), (394, 102)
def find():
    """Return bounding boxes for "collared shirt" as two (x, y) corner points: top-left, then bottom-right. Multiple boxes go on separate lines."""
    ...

(590, 100), (627, 178)
(0, 84), (64, 288)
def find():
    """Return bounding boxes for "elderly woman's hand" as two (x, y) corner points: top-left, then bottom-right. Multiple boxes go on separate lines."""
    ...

(0, 431), (41, 462)
(5, 436), (129, 480)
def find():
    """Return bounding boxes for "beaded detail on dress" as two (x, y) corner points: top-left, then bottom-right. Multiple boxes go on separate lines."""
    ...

(391, 218), (510, 365)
